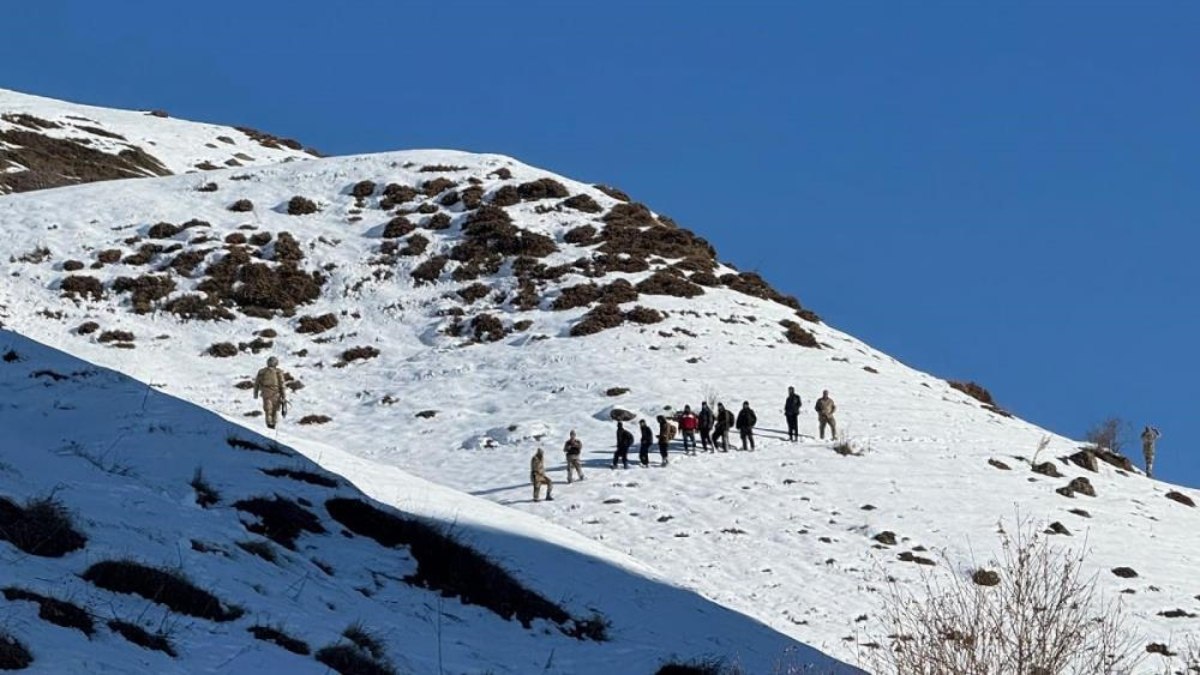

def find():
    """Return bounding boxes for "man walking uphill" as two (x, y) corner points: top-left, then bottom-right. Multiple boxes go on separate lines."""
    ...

(613, 422), (633, 470)
(563, 430), (584, 483)
(816, 390), (837, 441)
(253, 356), (287, 430)
(531, 448), (553, 502)
(736, 401), (758, 451)
(1141, 426), (1162, 478)
(784, 386), (802, 442)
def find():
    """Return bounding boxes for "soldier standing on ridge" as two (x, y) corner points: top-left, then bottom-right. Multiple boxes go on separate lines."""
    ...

(531, 448), (553, 502)
(784, 386), (802, 442)
(736, 401), (758, 451)
(563, 430), (584, 483)
(816, 390), (837, 441)
(638, 419), (653, 468)
(1141, 426), (1162, 478)
(613, 421), (633, 470)
(253, 356), (287, 430)
(698, 401), (715, 452)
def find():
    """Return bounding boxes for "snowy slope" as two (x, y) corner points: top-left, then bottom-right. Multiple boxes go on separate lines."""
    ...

(0, 143), (1198, 672)
(0, 328), (848, 674)
(0, 88), (315, 194)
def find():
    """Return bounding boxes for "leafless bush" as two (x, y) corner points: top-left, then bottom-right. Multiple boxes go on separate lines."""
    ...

(1084, 417), (1126, 454)
(863, 519), (1142, 675)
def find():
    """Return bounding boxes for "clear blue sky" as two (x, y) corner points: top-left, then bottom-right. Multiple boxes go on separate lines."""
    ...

(5, 2), (1197, 486)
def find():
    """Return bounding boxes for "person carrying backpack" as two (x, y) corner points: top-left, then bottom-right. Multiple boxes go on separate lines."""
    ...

(613, 422), (633, 470)
(713, 402), (733, 452)
(736, 401), (758, 451)
(679, 405), (699, 455)
(638, 419), (653, 467)
(784, 386), (802, 442)
(698, 401), (715, 452)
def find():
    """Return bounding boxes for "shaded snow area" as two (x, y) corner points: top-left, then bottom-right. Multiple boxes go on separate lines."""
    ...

(0, 330), (847, 674)
(0, 126), (1196, 671)
(0, 88), (315, 194)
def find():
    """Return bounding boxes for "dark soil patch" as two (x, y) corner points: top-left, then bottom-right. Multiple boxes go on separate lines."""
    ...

(637, 270), (704, 298)
(326, 498), (602, 638)
(571, 303), (624, 337)
(298, 415), (332, 425)
(233, 496), (326, 549)
(2, 587), (94, 636)
(315, 644), (395, 675)
(60, 275), (104, 301)
(249, 625), (310, 656)
(0, 631), (32, 669)
(112, 274), (176, 313)
(108, 619), (176, 657)
(625, 306), (664, 324)
(83, 561), (243, 621)
(286, 196), (318, 215)
(296, 313), (338, 334)
(0, 496), (87, 557)
(517, 178), (569, 201)
(780, 319), (819, 348)
(260, 467), (338, 488)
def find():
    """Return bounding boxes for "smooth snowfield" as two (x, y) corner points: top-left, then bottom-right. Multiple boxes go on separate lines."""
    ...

(0, 143), (1197, 671)
(0, 329), (851, 674)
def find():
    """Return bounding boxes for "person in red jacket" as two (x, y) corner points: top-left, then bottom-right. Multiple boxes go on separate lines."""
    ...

(678, 405), (699, 456)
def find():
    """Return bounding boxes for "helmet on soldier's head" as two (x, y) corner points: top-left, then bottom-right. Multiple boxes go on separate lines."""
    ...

(267, 356), (279, 367)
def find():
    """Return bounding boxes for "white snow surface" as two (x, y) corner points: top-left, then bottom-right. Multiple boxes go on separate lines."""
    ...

(0, 329), (842, 674)
(0, 87), (314, 192)
(0, 138), (1197, 672)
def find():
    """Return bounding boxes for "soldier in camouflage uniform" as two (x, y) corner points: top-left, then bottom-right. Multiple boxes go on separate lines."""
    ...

(253, 356), (287, 429)
(531, 448), (554, 502)
(1141, 426), (1162, 478)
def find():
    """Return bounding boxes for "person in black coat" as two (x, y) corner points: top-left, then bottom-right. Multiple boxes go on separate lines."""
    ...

(613, 421), (633, 469)
(736, 401), (757, 451)
(784, 387), (802, 442)
(638, 419), (653, 468)
(698, 401), (715, 452)
(713, 403), (733, 451)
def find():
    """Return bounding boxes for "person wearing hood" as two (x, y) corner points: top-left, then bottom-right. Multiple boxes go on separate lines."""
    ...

(253, 356), (287, 429)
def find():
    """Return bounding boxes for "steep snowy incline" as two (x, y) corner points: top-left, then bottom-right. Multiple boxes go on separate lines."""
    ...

(0, 329), (850, 674)
(0, 149), (1197, 668)
(0, 87), (316, 194)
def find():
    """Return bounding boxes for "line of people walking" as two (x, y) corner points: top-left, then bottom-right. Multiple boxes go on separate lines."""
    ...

(530, 388), (840, 501)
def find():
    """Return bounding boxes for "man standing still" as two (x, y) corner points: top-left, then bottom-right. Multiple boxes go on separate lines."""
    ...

(816, 390), (837, 441)
(784, 386), (802, 442)
(563, 430), (584, 483)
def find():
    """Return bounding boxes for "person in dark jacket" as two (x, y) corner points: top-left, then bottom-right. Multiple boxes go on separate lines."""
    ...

(736, 401), (757, 451)
(638, 419), (653, 468)
(656, 415), (671, 466)
(613, 422), (633, 469)
(713, 403), (733, 451)
(784, 386), (802, 442)
(563, 429), (584, 483)
(698, 401), (715, 452)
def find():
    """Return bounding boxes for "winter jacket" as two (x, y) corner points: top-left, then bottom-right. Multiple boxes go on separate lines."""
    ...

(254, 366), (286, 400)
(563, 438), (582, 457)
(640, 425), (654, 446)
(680, 413), (698, 431)
(736, 408), (757, 431)
(698, 406), (714, 431)
(816, 396), (836, 418)
(531, 453), (546, 478)
(617, 428), (634, 451)
(785, 393), (802, 416)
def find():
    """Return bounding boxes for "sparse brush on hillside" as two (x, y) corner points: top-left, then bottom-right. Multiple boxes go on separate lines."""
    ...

(1084, 417), (1126, 454)
(863, 518), (1141, 675)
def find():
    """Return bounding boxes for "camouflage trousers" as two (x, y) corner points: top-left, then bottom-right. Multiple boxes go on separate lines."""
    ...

(262, 394), (283, 429)
(532, 473), (552, 501)
(565, 456), (584, 483)
(1143, 442), (1156, 478)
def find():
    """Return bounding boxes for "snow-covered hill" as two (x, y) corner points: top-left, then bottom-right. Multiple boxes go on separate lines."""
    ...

(0, 93), (1197, 672)
(0, 88), (316, 194)
(0, 328), (844, 674)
